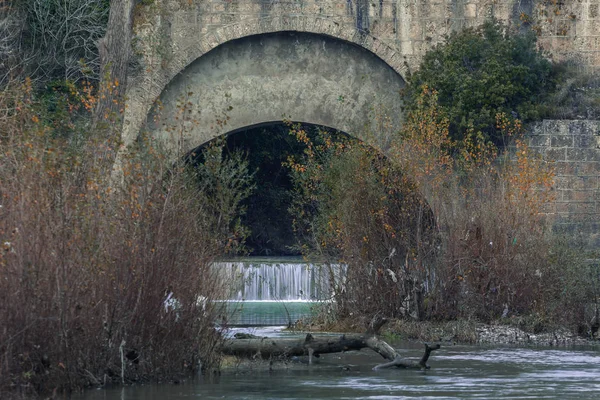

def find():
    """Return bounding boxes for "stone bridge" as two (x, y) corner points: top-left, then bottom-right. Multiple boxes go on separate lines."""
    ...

(123, 0), (600, 247)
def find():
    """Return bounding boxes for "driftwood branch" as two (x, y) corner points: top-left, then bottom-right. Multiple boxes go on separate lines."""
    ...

(372, 343), (441, 370)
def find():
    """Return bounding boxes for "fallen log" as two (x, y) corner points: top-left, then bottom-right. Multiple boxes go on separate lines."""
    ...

(222, 332), (440, 369)
(222, 333), (366, 360)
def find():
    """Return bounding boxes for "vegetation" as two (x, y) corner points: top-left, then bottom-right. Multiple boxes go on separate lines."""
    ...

(285, 124), (436, 321)
(223, 125), (303, 256)
(1, 4), (599, 397)
(542, 61), (600, 120)
(0, 0), (110, 87)
(283, 19), (599, 334)
(404, 19), (586, 146)
(289, 87), (598, 335)
(217, 19), (600, 335)
(0, 80), (254, 397)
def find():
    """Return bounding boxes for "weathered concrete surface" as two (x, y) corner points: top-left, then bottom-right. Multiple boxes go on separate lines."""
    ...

(147, 32), (404, 154)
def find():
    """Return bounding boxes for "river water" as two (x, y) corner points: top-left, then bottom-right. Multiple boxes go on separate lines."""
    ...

(73, 329), (600, 399)
(72, 260), (600, 398)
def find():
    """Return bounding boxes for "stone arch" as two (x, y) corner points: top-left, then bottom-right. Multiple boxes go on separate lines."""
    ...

(144, 31), (406, 156)
(123, 14), (408, 148)
(174, 15), (408, 84)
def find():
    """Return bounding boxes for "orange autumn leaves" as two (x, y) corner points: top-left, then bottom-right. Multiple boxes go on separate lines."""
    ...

(394, 87), (554, 219)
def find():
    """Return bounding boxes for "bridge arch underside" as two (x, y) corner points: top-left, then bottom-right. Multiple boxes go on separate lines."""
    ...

(146, 32), (405, 156)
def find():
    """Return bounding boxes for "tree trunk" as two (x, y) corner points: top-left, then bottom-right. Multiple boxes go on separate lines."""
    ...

(222, 332), (440, 370)
(95, 0), (136, 126)
(222, 333), (367, 359)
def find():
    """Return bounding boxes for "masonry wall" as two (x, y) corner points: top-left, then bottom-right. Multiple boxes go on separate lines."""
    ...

(143, 1), (600, 76)
(125, 1), (600, 249)
(528, 120), (600, 248)
(127, 0), (600, 142)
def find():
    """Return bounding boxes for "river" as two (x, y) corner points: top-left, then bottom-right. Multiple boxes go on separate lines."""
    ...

(71, 259), (600, 399)
(72, 327), (600, 399)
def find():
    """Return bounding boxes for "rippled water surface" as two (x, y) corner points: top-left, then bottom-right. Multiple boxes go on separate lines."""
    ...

(73, 332), (600, 400)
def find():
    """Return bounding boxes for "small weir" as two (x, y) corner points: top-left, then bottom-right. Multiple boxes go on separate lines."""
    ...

(216, 258), (341, 326)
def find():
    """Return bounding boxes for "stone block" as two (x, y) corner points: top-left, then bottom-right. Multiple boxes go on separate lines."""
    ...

(575, 176), (599, 190)
(552, 135), (574, 147)
(584, 148), (600, 162)
(545, 147), (566, 161)
(236, 3), (262, 14)
(258, 17), (275, 33)
(464, 4), (477, 19)
(555, 201), (572, 214)
(562, 190), (594, 203)
(577, 161), (600, 175)
(381, 3), (396, 19)
(529, 134), (551, 147)
(554, 175), (571, 189)
(372, 20), (397, 39)
(361, 35), (375, 51)
(448, 18), (465, 32)
(566, 148), (586, 162)
(575, 202), (597, 214)
(338, 25), (356, 42)
(591, 3), (599, 19)
(543, 120), (568, 135)
(554, 161), (576, 175)
(424, 19), (446, 37)
(575, 134), (596, 148)
(568, 120), (586, 135)
(212, 3), (226, 13)
(552, 222), (577, 235)
(587, 19), (600, 36)
(401, 40), (414, 56)
(408, 19), (424, 40)
(541, 201), (557, 214)
(556, 176), (595, 191)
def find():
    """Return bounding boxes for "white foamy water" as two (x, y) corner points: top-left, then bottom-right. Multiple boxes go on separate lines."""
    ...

(215, 259), (344, 301)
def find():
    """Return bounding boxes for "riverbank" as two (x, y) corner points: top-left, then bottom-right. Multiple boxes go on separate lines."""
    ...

(218, 320), (599, 377)
(293, 318), (599, 347)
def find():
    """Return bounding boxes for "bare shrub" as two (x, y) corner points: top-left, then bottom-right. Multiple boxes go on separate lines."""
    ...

(394, 89), (597, 328)
(0, 2), (25, 86)
(0, 81), (249, 396)
(290, 88), (596, 333)
(0, 1), (108, 87)
(286, 126), (437, 322)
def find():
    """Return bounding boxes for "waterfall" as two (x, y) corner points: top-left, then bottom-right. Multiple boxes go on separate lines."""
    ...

(214, 258), (344, 326)
(217, 259), (332, 301)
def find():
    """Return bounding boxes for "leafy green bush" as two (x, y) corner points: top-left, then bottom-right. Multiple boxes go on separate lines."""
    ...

(404, 19), (555, 146)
